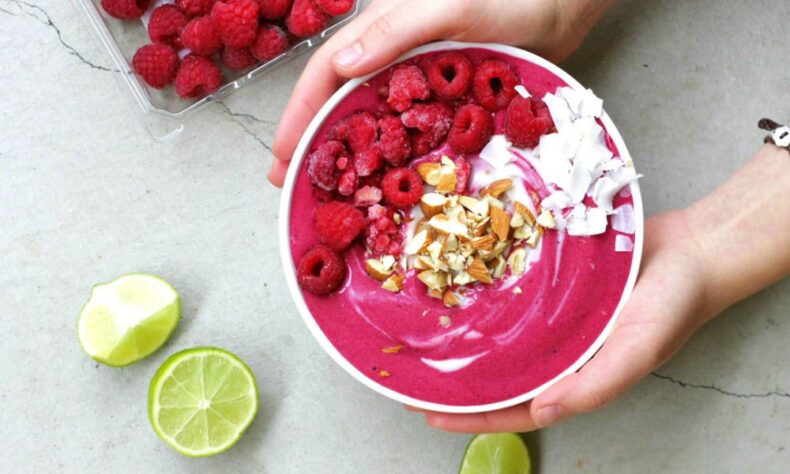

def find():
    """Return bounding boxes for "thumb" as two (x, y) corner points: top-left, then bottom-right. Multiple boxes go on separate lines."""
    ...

(330, 0), (479, 77)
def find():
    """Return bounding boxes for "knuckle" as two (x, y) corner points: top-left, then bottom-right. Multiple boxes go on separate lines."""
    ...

(370, 14), (396, 38)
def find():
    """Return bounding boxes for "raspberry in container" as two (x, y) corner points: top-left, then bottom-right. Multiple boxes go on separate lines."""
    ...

(71, 0), (360, 139)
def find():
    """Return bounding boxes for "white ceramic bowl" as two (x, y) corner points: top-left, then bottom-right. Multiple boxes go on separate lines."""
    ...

(279, 41), (644, 414)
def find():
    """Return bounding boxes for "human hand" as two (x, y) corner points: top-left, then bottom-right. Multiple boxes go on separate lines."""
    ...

(268, 0), (616, 186)
(412, 209), (716, 432)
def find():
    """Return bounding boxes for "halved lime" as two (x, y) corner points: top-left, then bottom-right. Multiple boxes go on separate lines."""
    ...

(459, 433), (531, 474)
(147, 347), (259, 457)
(78, 273), (181, 367)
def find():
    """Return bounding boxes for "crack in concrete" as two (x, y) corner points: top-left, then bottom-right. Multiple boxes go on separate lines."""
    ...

(1, 0), (116, 72)
(218, 103), (274, 153)
(651, 372), (790, 399)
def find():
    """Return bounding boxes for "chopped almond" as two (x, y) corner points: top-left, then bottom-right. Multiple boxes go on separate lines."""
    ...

(417, 162), (442, 185)
(382, 345), (403, 354)
(443, 290), (460, 307)
(489, 206), (511, 241)
(480, 179), (513, 198)
(420, 192), (448, 217)
(436, 170), (458, 194)
(381, 273), (404, 292)
(467, 257), (493, 284)
(418, 270), (448, 292)
(365, 258), (395, 281)
(471, 234), (496, 251)
(507, 247), (527, 276)
(514, 201), (536, 226)
(536, 209), (556, 229)
(404, 228), (433, 255)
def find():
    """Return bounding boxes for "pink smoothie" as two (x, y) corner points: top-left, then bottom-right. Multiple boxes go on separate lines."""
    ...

(288, 48), (636, 407)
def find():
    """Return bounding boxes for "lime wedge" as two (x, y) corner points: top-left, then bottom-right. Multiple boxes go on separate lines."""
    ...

(459, 433), (531, 474)
(78, 274), (180, 367)
(147, 347), (259, 457)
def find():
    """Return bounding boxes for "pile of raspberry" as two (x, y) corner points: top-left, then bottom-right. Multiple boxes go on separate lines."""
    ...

(297, 50), (556, 295)
(101, 0), (355, 99)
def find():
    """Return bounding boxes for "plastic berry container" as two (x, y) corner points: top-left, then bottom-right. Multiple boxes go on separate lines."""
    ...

(71, 0), (361, 140)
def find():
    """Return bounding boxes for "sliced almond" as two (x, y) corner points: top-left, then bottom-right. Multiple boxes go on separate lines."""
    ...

(514, 201), (536, 226)
(489, 206), (511, 241)
(471, 234), (496, 251)
(442, 290), (460, 308)
(467, 257), (493, 284)
(536, 209), (556, 229)
(404, 228), (433, 255)
(365, 258), (394, 281)
(420, 193), (448, 218)
(480, 179), (513, 198)
(507, 247), (527, 276)
(436, 170), (458, 194)
(417, 162), (442, 185)
(417, 270), (448, 292)
(381, 273), (404, 292)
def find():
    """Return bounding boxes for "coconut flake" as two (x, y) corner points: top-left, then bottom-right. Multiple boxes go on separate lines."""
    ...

(612, 204), (636, 234)
(590, 166), (641, 214)
(540, 190), (572, 212)
(567, 205), (608, 236)
(579, 89), (604, 118)
(615, 235), (634, 252)
(542, 92), (575, 133)
(514, 85), (531, 99)
(479, 135), (513, 169)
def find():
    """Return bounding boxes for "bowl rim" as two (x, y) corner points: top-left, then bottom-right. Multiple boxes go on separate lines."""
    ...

(278, 41), (645, 414)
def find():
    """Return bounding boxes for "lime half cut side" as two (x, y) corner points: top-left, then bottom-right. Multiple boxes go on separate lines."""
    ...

(78, 273), (181, 367)
(148, 347), (259, 457)
(459, 433), (531, 474)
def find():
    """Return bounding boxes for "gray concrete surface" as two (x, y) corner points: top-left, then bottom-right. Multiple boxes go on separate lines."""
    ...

(1, 0), (788, 472)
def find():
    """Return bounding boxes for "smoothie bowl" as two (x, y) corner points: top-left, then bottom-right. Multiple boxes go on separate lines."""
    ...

(279, 41), (643, 413)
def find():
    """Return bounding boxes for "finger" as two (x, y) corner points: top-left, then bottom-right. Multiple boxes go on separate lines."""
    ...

(267, 158), (289, 187)
(422, 402), (537, 434)
(528, 282), (693, 428)
(332, 0), (478, 77)
(270, 1), (400, 184)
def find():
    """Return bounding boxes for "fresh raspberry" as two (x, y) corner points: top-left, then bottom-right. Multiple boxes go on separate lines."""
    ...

(313, 201), (366, 251)
(297, 245), (347, 295)
(364, 205), (401, 255)
(315, 0), (353, 15)
(505, 97), (555, 148)
(448, 104), (494, 154)
(177, 0), (215, 15)
(401, 102), (454, 156)
(101, 0), (150, 19)
(453, 156), (471, 194)
(354, 185), (382, 207)
(211, 0), (260, 48)
(381, 168), (423, 208)
(337, 169), (358, 196)
(387, 65), (430, 113)
(259, 0), (292, 19)
(329, 111), (377, 154)
(221, 46), (257, 70)
(354, 147), (383, 177)
(181, 16), (222, 56)
(425, 52), (473, 101)
(307, 140), (346, 190)
(286, 0), (329, 38)
(472, 59), (519, 111)
(147, 5), (188, 49)
(377, 116), (411, 166)
(174, 55), (223, 98)
(132, 44), (179, 89)
(359, 171), (383, 189)
(250, 24), (289, 61)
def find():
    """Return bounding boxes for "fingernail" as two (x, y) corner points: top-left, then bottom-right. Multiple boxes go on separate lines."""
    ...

(333, 42), (364, 68)
(535, 405), (565, 428)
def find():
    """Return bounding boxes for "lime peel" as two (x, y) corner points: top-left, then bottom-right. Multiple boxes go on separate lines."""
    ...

(459, 433), (531, 474)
